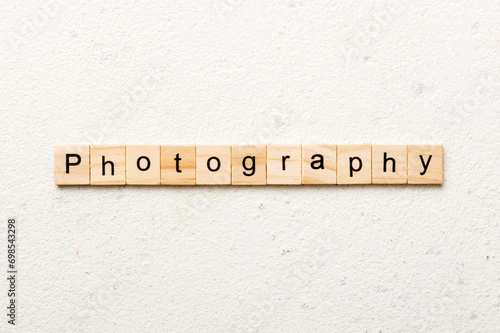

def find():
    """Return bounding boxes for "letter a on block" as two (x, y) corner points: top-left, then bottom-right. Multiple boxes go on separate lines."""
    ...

(408, 145), (443, 184)
(90, 146), (126, 185)
(301, 145), (337, 184)
(54, 145), (90, 185)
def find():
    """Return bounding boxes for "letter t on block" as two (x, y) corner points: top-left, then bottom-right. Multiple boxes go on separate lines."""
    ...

(408, 145), (443, 184)
(54, 145), (90, 185)
(160, 146), (196, 185)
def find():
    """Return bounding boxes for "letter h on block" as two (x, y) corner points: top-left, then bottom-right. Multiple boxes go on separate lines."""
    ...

(90, 146), (126, 185)
(372, 145), (407, 184)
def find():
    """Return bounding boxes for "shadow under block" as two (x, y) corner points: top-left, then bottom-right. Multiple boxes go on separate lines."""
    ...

(302, 145), (337, 184)
(231, 146), (267, 185)
(372, 145), (408, 184)
(161, 146), (196, 185)
(337, 145), (372, 184)
(408, 145), (443, 184)
(54, 145), (90, 185)
(90, 146), (126, 185)
(126, 145), (160, 185)
(196, 145), (231, 185)
(267, 145), (301, 185)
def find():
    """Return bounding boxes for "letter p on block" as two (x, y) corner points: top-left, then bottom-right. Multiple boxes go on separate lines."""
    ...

(54, 145), (90, 185)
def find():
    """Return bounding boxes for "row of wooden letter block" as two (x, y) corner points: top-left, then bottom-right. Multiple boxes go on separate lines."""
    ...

(54, 145), (443, 185)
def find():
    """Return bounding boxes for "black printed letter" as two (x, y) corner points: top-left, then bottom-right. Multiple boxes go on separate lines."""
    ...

(207, 157), (221, 172)
(349, 157), (362, 177)
(102, 156), (114, 176)
(65, 154), (81, 173)
(383, 152), (396, 173)
(419, 155), (432, 175)
(137, 156), (151, 171)
(310, 154), (324, 170)
(242, 156), (255, 176)
(175, 153), (182, 173)
(282, 156), (290, 171)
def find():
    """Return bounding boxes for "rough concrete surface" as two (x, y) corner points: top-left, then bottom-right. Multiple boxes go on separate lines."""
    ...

(1, 0), (499, 332)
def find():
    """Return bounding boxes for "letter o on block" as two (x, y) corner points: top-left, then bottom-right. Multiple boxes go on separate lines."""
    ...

(126, 146), (160, 185)
(196, 146), (231, 185)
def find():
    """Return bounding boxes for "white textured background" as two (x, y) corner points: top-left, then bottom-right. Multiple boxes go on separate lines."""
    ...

(1, 0), (500, 332)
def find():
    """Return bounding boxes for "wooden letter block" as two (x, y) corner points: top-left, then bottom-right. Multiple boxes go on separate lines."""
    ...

(54, 145), (90, 185)
(90, 146), (126, 185)
(372, 145), (407, 184)
(337, 145), (371, 184)
(126, 145), (160, 185)
(408, 145), (443, 184)
(196, 146), (231, 185)
(160, 146), (196, 185)
(267, 145), (301, 185)
(231, 146), (267, 185)
(301, 145), (336, 184)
